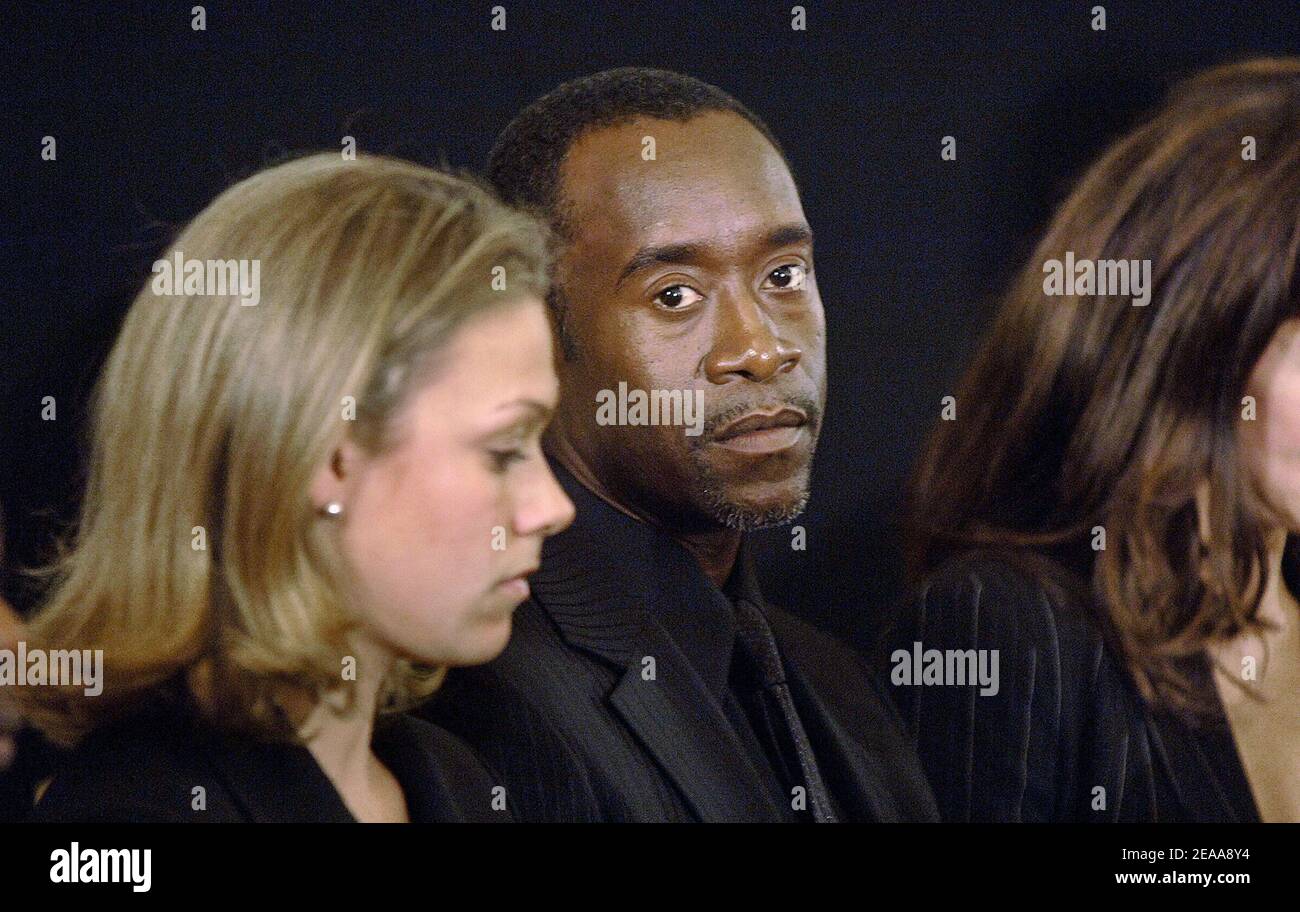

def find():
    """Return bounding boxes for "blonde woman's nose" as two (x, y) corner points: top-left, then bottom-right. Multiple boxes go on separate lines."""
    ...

(516, 465), (575, 539)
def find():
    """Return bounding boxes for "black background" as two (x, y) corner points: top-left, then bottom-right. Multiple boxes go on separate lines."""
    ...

(3, 0), (1298, 653)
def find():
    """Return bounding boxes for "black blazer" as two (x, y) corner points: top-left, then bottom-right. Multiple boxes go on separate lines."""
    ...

(419, 462), (939, 822)
(31, 705), (507, 822)
(887, 549), (1262, 822)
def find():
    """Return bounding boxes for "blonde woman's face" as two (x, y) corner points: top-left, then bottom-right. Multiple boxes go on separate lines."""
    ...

(318, 298), (575, 667)
(1242, 318), (1300, 533)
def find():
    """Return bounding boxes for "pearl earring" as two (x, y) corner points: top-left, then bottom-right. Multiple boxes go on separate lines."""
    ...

(323, 502), (343, 518)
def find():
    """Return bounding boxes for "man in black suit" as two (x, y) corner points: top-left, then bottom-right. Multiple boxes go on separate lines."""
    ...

(421, 68), (938, 822)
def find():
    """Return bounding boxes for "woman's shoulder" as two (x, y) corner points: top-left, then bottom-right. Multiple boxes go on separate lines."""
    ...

(33, 709), (510, 823)
(916, 547), (1086, 606)
(907, 547), (1106, 660)
(892, 548), (1157, 821)
(30, 710), (233, 822)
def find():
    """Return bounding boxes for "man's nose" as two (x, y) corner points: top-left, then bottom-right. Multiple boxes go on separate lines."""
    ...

(704, 290), (801, 384)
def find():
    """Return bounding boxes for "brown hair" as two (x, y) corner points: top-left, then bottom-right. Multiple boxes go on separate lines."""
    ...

(904, 58), (1300, 715)
(21, 153), (550, 745)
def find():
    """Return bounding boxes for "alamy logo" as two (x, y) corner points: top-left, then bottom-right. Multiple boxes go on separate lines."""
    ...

(890, 642), (1000, 696)
(595, 382), (704, 437)
(151, 250), (261, 306)
(1042, 251), (1152, 306)
(50, 843), (151, 892)
(0, 641), (103, 696)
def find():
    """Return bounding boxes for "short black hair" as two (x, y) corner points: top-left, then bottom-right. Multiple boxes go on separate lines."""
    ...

(486, 67), (791, 357)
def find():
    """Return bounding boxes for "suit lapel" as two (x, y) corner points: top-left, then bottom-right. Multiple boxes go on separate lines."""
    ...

(530, 459), (785, 821)
(606, 620), (786, 821)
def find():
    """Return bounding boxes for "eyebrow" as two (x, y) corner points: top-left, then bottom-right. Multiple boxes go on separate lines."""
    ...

(475, 399), (554, 444)
(493, 398), (554, 423)
(613, 222), (814, 289)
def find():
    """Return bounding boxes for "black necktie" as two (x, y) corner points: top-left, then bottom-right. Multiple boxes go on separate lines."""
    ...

(733, 598), (838, 823)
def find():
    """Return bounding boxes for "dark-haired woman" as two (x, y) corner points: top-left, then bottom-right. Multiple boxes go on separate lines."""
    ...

(891, 59), (1300, 822)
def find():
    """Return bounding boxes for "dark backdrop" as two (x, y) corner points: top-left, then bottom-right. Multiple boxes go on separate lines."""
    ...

(3, 0), (1298, 653)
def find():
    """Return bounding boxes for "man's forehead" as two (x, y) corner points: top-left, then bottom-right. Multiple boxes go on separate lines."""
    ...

(559, 111), (803, 253)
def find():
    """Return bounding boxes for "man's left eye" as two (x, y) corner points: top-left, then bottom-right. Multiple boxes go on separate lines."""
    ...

(763, 264), (807, 290)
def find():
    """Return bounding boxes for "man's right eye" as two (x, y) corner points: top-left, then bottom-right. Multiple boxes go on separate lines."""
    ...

(652, 285), (704, 311)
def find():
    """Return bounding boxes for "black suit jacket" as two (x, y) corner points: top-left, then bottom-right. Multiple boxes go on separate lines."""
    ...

(419, 462), (938, 822)
(887, 549), (1262, 822)
(31, 704), (507, 822)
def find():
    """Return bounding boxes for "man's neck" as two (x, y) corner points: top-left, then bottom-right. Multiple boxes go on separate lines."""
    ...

(546, 437), (742, 588)
(674, 529), (743, 589)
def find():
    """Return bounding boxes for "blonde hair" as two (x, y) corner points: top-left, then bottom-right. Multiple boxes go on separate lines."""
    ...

(21, 152), (551, 745)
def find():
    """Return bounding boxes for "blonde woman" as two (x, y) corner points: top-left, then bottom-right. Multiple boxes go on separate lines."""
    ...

(21, 153), (575, 822)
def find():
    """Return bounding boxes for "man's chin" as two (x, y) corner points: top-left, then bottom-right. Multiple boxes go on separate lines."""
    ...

(682, 443), (814, 530)
(699, 481), (811, 531)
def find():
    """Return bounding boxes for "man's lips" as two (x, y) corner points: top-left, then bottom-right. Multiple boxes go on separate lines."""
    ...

(713, 407), (808, 441)
(710, 407), (810, 455)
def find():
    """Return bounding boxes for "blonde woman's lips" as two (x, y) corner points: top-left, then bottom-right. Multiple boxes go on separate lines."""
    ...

(498, 576), (530, 601)
(496, 564), (538, 602)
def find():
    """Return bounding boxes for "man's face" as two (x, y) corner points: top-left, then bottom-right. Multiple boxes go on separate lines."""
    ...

(551, 110), (826, 532)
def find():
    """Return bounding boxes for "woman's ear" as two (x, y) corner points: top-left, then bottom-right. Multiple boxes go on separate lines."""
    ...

(309, 440), (365, 513)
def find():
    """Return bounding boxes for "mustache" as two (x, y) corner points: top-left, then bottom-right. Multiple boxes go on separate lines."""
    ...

(692, 393), (823, 445)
